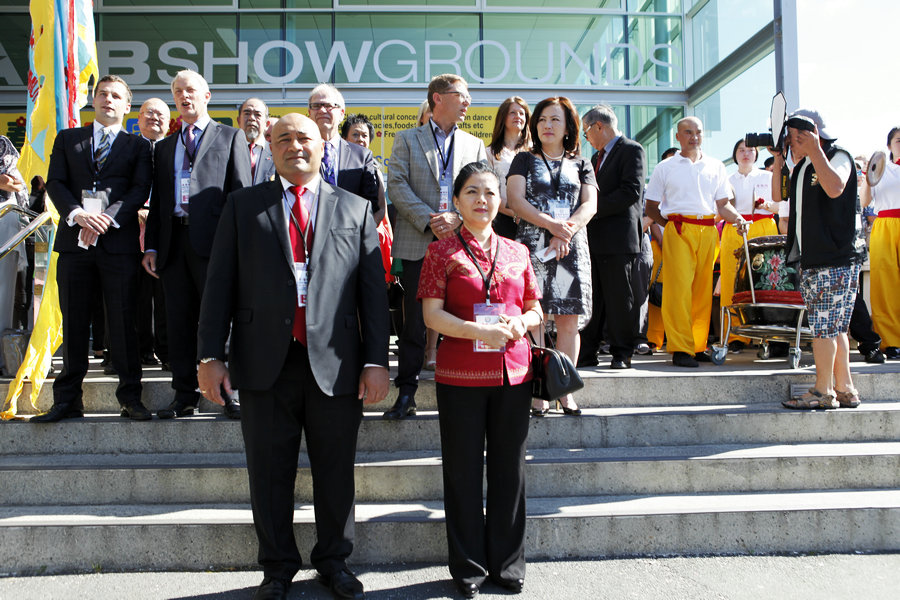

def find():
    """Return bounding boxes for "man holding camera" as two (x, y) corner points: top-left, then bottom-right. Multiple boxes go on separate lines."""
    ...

(645, 117), (748, 368)
(776, 109), (862, 410)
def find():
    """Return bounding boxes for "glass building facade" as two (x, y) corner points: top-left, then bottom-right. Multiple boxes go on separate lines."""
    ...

(0, 0), (791, 171)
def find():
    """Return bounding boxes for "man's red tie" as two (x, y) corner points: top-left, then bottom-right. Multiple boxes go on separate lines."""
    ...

(595, 148), (606, 175)
(289, 185), (313, 345)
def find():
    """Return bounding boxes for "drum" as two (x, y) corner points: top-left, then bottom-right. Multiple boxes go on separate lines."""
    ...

(731, 234), (804, 326)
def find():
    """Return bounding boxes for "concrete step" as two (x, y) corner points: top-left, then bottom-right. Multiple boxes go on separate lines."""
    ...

(2, 490), (898, 574)
(4, 353), (899, 415)
(3, 442), (899, 506)
(4, 402), (900, 456)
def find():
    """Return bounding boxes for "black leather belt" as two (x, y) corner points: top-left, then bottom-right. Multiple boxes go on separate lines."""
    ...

(173, 215), (189, 226)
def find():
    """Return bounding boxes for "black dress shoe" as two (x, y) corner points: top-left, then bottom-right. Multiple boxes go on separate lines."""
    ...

(161, 361), (171, 372)
(382, 394), (416, 420)
(223, 397), (241, 420)
(455, 581), (479, 598)
(576, 351), (599, 368)
(318, 567), (365, 599)
(100, 351), (111, 367)
(885, 346), (900, 360)
(30, 403), (84, 423)
(157, 398), (198, 419)
(253, 576), (290, 600)
(493, 577), (524, 594)
(120, 402), (152, 421)
(694, 351), (712, 362)
(610, 357), (632, 369)
(863, 348), (885, 364)
(103, 364), (118, 376)
(140, 353), (159, 366)
(672, 351), (699, 368)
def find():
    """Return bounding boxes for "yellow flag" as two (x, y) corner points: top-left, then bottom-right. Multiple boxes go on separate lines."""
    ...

(1, 0), (98, 419)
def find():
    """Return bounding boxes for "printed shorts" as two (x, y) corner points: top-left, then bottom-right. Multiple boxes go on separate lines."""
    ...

(799, 263), (860, 338)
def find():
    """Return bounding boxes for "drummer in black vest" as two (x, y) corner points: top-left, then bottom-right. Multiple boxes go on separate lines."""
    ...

(777, 109), (863, 410)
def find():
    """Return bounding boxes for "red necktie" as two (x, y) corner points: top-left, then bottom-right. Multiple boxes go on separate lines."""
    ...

(289, 185), (313, 345)
(595, 148), (606, 175)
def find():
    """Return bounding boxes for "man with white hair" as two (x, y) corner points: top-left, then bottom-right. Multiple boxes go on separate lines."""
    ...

(238, 97), (276, 184)
(143, 69), (251, 419)
(307, 84), (378, 214)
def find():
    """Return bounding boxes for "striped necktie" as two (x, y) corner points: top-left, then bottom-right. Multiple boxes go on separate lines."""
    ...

(95, 128), (112, 171)
(322, 141), (336, 185)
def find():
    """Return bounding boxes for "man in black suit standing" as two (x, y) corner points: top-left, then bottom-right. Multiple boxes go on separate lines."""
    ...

(578, 104), (647, 369)
(197, 113), (389, 600)
(143, 69), (250, 419)
(238, 97), (276, 185)
(307, 84), (379, 218)
(32, 75), (153, 422)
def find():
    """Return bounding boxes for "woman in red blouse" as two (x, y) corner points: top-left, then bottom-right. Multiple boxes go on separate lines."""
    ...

(418, 162), (543, 598)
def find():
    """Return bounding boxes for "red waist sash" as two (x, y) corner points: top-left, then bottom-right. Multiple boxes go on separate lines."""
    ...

(667, 214), (716, 235)
(741, 213), (774, 222)
(878, 208), (900, 218)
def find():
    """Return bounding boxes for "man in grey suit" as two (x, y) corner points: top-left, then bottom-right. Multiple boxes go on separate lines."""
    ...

(307, 84), (379, 217)
(197, 113), (389, 600)
(143, 69), (251, 419)
(384, 74), (487, 419)
(238, 97), (276, 185)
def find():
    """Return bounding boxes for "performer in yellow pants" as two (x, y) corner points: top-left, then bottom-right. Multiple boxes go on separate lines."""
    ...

(661, 217), (719, 355)
(647, 238), (666, 349)
(719, 216), (778, 343)
(869, 212), (900, 353)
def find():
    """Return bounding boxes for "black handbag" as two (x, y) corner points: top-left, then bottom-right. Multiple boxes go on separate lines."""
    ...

(648, 257), (663, 307)
(528, 331), (584, 401)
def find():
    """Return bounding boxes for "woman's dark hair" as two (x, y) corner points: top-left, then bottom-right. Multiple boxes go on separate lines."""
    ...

(732, 138), (758, 164)
(888, 126), (900, 161)
(340, 113), (375, 140)
(529, 97), (580, 158)
(488, 96), (531, 156)
(453, 161), (499, 198)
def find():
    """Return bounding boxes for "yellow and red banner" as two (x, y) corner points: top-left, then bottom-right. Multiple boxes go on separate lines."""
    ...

(2, 0), (98, 419)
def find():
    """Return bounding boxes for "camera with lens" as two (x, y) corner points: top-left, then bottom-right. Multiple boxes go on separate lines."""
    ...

(745, 115), (816, 151)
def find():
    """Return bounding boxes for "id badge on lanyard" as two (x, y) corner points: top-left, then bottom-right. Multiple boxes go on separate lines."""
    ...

(549, 196), (570, 221)
(180, 170), (192, 206)
(294, 262), (308, 307)
(473, 302), (506, 352)
(438, 170), (452, 212)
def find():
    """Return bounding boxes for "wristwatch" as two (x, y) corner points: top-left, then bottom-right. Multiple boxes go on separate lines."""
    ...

(199, 357), (220, 364)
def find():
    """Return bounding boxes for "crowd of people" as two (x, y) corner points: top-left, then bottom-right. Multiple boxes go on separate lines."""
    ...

(0, 68), (896, 599)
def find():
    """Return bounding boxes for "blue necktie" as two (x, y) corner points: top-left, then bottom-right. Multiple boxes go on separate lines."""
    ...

(94, 129), (112, 171)
(322, 142), (336, 185)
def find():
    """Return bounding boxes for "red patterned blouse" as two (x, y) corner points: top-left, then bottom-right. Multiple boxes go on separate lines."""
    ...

(417, 227), (542, 387)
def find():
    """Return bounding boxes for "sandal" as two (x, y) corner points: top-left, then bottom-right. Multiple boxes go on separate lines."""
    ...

(835, 388), (861, 408)
(782, 388), (838, 410)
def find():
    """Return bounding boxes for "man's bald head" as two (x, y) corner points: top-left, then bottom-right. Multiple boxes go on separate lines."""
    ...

(675, 116), (703, 155)
(270, 113), (324, 185)
(138, 98), (170, 141)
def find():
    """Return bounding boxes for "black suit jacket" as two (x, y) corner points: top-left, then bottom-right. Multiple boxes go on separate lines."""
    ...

(587, 136), (646, 255)
(46, 125), (152, 254)
(145, 119), (252, 268)
(325, 138), (379, 212)
(197, 179), (389, 396)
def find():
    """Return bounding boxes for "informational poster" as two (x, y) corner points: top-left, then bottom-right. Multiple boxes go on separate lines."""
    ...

(1, 105), (498, 174)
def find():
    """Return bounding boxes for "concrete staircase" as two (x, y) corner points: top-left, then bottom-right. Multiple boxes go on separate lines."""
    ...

(1, 352), (899, 575)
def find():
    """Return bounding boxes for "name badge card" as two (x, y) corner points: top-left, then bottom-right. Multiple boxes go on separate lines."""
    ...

(473, 302), (505, 353)
(294, 262), (308, 307)
(81, 189), (108, 214)
(438, 172), (452, 212)
(180, 170), (192, 206)
(548, 197), (570, 221)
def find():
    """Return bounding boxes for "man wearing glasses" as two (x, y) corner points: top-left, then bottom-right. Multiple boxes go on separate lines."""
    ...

(307, 84), (379, 218)
(384, 73), (487, 420)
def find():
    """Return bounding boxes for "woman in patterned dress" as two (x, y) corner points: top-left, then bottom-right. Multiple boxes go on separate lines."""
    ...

(506, 97), (598, 416)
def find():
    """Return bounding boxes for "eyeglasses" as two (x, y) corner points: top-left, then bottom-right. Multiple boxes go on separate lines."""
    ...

(310, 102), (343, 111)
(582, 122), (597, 139)
(441, 91), (471, 103)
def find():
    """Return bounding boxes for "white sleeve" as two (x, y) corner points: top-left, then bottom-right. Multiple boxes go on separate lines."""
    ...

(644, 164), (665, 202)
(830, 151), (853, 187)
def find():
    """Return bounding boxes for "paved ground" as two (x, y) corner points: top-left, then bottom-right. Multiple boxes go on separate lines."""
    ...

(2, 554), (899, 599)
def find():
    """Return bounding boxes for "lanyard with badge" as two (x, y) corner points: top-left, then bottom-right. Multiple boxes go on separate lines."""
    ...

(179, 126), (204, 208)
(284, 192), (312, 308)
(432, 126), (456, 212)
(456, 231), (505, 352)
(83, 130), (111, 215)
(541, 153), (570, 221)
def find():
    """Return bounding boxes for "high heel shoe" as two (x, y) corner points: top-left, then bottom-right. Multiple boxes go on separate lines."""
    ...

(555, 399), (582, 416)
(531, 401), (549, 417)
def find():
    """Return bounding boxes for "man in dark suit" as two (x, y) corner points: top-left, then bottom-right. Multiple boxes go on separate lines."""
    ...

(143, 69), (250, 419)
(197, 113), (389, 600)
(238, 97), (276, 185)
(32, 75), (153, 423)
(578, 104), (647, 369)
(307, 84), (379, 216)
